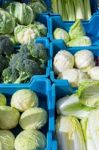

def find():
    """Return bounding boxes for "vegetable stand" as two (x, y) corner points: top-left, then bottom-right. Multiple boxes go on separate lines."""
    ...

(50, 40), (99, 86)
(0, 0), (99, 150)
(0, 78), (53, 150)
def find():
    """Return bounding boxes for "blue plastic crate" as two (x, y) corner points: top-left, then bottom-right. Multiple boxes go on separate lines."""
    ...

(0, 78), (53, 150)
(50, 15), (99, 46)
(0, 38), (51, 86)
(50, 40), (99, 89)
(52, 141), (57, 150)
(51, 81), (75, 150)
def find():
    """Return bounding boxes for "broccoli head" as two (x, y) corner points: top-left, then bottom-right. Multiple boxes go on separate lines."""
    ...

(27, 42), (48, 63)
(2, 67), (19, 83)
(0, 55), (9, 74)
(0, 36), (14, 57)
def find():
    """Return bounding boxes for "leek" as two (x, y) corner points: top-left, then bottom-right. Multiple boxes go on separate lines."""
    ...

(51, 0), (58, 13)
(73, 0), (85, 20)
(84, 0), (91, 20)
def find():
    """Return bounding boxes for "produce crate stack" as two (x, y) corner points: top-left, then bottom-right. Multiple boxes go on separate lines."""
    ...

(0, 0), (99, 150)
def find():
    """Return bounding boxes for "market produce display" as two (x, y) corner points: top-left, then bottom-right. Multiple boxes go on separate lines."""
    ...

(0, 1), (47, 44)
(52, 0), (92, 21)
(0, 89), (47, 150)
(56, 80), (99, 150)
(54, 19), (92, 47)
(0, 36), (48, 83)
(53, 49), (99, 87)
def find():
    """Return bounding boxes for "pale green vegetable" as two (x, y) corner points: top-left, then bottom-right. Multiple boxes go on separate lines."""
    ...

(54, 28), (69, 43)
(88, 66), (99, 80)
(0, 8), (15, 34)
(84, 0), (91, 20)
(58, 69), (89, 87)
(65, 0), (75, 21)
(81, 118), (88, 141)
(56, 116), (86, 150)
(19, 107), (47, 130)
(7, 2), (34, 25)
(0, 106), (20, 129)
(86, 109), (99, 150)
(0, 94), (6, 106)
(15, 129), (46, 150)
(51, 0), (58, 13)
(69, 20), (86, 39)
(0, 130), (15, 150)
(86, 118), (96, 150)
(73, 0), (85, 20)
(75, 50), (95, 72)
(53, 50), (74, 74)
(78, 81), (99, 108)
(67, 36), (92, 47)
(57, 94), (93, 119)
(11, 89), (38, 112)
(14, 24), (40, 44)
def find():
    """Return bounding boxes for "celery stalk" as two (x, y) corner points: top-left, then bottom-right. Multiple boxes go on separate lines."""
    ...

(62, 0), (68, 21)
(73, 0), (85, 20)
(84, 0), (91, 20)
(51, 0), (58, 13)
(57, 0), (62, 17)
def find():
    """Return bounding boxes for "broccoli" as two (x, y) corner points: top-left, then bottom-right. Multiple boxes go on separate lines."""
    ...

(2, 41), (48, 83)
(0, 55), (9, 74)
(15, 59), (41, 83)
(0, 36), (14, 57)
(2, 67), (19, 83)
(27, 42), (48, 63)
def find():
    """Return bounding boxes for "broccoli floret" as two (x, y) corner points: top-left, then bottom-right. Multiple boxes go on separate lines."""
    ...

(0, 36), (14, 57)
(27, 42), (48, 63)
(2, 67), (19, 83)
(15, 59), (41, 83)
(1, 41), (47, 83)
(0, 55), (9, 74)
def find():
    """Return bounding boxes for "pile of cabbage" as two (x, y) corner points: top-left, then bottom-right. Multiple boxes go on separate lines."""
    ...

(53, 49), (99, 87)
(0, 89), (47, 150)
(54, 19), (92, 47)
(56, 80), (99, 150)
(0, 1), (47, 44)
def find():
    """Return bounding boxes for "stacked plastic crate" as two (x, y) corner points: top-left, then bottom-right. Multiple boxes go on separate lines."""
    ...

(0, 0), (99, 149)
(49, 0), (99, 149)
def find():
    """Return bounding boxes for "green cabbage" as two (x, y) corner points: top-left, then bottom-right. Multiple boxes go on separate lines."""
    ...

(67, 36), (92, 47)
(11, 89), (38, 112)
(7, 2), (34, 25)
(0, 8), (15, 34)
(19, 107), (47, 129)
(14, 23), (46, 44)
(0, 93), (6, 106)
(0, 106), (20, 129)
(0, 130), (15, 150)
(15, 129), (46, 150)
(69, 20), (86, 39)
(54, 28), (69, 43)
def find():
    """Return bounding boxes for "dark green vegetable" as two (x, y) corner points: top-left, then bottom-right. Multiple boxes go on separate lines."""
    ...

(2, 41), (48, 83)
(29, 0), (47, 14)
(0, 36), (14, 57)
